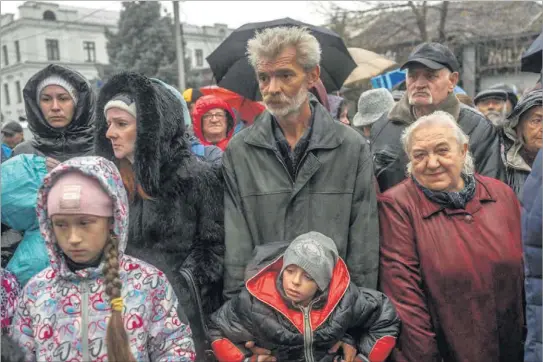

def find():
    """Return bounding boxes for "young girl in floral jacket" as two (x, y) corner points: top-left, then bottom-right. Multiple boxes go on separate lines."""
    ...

(11, 156), (195, 362)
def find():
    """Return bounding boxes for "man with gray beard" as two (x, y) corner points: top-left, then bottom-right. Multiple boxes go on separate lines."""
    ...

(474, 84), (518, 128)
(370, 42), (504, 192)
(222, 26), (379, 300)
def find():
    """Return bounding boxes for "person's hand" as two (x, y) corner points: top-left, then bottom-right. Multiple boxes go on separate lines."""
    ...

(329, 340), (357, 362)
(245, 341), (275, 362)
(46, 157), (60, 172)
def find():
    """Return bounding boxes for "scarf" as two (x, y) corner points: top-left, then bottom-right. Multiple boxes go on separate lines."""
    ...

(64, 252), (103, 272)
(413, 173), (476, 209)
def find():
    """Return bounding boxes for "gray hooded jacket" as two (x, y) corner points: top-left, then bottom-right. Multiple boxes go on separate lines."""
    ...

(502, 89), (543, 197)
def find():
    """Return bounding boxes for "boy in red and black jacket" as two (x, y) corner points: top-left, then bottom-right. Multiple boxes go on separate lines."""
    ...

(209, 232), (400, 362)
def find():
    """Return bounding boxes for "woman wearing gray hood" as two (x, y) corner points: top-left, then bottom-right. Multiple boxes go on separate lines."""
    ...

(502, 88), (542, 198)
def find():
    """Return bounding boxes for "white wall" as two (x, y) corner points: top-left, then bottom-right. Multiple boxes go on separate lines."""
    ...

(479, 72), (540, 94)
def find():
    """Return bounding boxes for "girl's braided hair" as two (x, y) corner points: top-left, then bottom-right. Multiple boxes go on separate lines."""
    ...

(102, 234), (136, 362)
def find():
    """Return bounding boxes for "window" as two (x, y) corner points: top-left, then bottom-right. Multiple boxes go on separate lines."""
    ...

(46, 39), (59, 61)
(43, 10), (56, 21)
(14, 41), (20, 63)
(4, 84), (10, 105)
(15, 81), (22, 103)
(2, 45), (8, 66)
(195, 49), (203, 67)
(83, 41), (96, 62)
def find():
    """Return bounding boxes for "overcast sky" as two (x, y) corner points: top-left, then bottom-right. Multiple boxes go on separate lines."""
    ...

(0, 1), (363, 28)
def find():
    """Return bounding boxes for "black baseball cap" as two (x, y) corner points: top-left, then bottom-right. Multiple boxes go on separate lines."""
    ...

(401, 42), (460, 73)
(1, 121), (23, 136)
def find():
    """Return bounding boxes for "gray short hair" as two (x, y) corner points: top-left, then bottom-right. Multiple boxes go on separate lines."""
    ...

(246, 26), (321, 71)
(401, 110), (474, 175)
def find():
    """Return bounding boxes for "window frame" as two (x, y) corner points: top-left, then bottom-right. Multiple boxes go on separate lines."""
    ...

(46, 39), (60, 61)
(83, 41), (96, 63)
(195, 49), (204, 67)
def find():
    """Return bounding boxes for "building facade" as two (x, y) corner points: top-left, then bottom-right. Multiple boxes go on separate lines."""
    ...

(0, 1), (119, 122)
(182, 22), (233, 87)
(0, 1), (233, 123)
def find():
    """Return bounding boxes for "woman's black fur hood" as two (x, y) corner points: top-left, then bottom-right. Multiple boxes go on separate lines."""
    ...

(95, 72), (191, 196)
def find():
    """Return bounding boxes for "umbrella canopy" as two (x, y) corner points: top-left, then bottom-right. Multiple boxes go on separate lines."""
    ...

(206, 17), (357, 100)
(199, 86), (265, 124)
(521, 31), (542, 73)
(343, 48), (397, 87)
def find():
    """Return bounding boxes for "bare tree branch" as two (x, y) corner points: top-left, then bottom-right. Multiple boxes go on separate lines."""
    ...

(408, 1), (428, 41)
(438, 1), (449, 42)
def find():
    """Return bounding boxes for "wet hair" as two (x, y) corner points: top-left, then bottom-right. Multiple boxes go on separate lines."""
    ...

(102, 233), (136, 362)
(401, 110), (474, 175)
(247, 26), (321, 71)
(118, 159), (152, 201)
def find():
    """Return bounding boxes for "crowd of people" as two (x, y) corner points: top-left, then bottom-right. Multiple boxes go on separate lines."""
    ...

(0, 24), (541, 362)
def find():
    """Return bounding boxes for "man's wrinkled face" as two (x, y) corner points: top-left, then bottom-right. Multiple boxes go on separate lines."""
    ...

(407, 65), (458, 107)
(256, 46), (319, 118)
(476, 97), (508, 126)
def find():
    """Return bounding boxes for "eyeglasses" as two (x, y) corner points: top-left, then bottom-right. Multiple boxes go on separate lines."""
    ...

(202, 112), (226, 121)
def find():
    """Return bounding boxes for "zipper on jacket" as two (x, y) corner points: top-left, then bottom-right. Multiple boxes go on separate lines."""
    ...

(81, 280), (90, 362)
(272, 149), (294, 184)
(300, 303), (316, 362)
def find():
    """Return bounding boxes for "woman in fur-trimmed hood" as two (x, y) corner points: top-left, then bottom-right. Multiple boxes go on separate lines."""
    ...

(94, 72), (225, 315)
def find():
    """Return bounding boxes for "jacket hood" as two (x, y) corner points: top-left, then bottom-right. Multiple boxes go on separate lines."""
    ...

(23, 64), (95, 161)
(94, 72), (191, 196)
(503, 89), (543, 171)
(192, 95), (236, 151)
(388, 91), (461, 124)
(245, 249), (350, 334)
(150, 78), (192, 128)
(36, 156), (128, 280)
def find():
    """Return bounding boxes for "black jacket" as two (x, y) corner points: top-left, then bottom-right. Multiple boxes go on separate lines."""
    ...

(371, 92), (504, 192)
(13, 64), (95, 162)
(94, 72), (224, 314)
(209, 243), (400, 362)
(502, 89), (543, 198)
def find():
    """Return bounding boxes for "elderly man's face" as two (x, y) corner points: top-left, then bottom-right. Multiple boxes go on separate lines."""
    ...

(407, 65), (458, 108)
(518, 106), (543, 153)
(256, 46), (319, 118)
(476, 97), (508, 126)
(409, 125), (467, 192)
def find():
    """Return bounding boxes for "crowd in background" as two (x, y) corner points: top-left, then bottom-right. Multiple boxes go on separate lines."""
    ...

(0, 24), (542, 362)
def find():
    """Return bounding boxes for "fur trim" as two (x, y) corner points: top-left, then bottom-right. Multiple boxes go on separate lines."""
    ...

(95, 72), (191, 196)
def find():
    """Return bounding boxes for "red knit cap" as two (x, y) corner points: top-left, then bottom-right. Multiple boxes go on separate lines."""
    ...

(47, 172), (113, 218)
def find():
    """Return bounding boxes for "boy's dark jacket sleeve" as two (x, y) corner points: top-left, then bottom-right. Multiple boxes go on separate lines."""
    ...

(208, 291), (254, 362)
(352, 288), (401, 362)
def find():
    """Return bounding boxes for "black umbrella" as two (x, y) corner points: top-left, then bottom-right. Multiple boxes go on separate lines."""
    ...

(206, 17), (357, 100)
(521, 31), (542, 73)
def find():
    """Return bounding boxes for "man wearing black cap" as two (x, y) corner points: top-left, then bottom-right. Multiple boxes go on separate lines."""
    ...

(1, 121), (25, 162)
(2, 121), (24, 150)
(370, 42), (504, 192)
(474, 84), (518, 127)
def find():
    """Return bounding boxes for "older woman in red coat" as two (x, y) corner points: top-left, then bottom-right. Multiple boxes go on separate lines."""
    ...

(379, 110), (524, 362)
